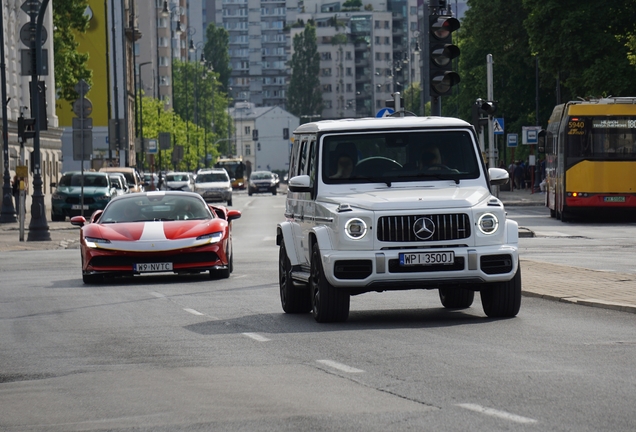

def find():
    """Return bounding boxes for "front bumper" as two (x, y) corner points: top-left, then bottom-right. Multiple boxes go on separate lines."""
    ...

(82, 243), (228, 276)
(319, 244), (519, 290)
(197, 190), (232, 202)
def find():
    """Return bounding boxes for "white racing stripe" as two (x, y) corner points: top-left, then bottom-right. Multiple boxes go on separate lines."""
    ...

(242, 332), (270, 342)
(316, 359), (364, 373)
(140, 221), (168, 241)
(456, 403), (537, 424)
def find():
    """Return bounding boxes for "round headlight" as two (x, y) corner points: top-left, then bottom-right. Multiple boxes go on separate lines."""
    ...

(477, 213), (499, 234)
(345, 218), (367, 239)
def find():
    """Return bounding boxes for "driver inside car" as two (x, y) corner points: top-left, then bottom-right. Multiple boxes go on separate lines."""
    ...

(419, 146), (443, 170)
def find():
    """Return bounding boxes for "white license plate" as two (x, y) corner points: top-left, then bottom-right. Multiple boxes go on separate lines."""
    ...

(133, 262), (173, 272)
(71, 204), (89, 210)
(399, 251), (455, 266)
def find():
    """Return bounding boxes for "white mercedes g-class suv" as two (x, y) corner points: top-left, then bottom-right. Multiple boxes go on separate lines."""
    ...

(276, 115), (521, 322)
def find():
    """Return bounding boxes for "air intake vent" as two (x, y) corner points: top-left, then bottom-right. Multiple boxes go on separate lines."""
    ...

(480, 254), (513, 275)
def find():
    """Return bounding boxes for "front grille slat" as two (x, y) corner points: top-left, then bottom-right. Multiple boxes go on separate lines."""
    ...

(377, 213), (471, 242)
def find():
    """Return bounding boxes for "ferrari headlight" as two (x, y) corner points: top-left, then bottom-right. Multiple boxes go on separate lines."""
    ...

(477, 213), (499, 234)
(344, 218), (367, 239)
(196, 231), (223, 243)
(84, 236), (111, 248)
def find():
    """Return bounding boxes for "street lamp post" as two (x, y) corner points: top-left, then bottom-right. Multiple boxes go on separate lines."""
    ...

(190, 41), (205, 169)
(138, 61), (152, 171)
(0, 0), (16, 223)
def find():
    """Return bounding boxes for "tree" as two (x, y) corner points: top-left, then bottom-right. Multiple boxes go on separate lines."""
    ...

(523, 0), (636, 99)
(287, 25), (322, 119)
(52, 0), (91, 102)
(342, 0), (363, 11)
(204, 24), (232, 93)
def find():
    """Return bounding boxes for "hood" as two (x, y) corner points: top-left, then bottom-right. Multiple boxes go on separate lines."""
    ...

(55, 186), (109, 196)
(84, 220), (225, 252)
(196, 181), (230, 189)
(319, 184), (491, 211)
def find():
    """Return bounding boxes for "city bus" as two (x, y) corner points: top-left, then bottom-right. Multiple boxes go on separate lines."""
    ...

(544, 98), (636, 221)
(214, 156), (247, 190)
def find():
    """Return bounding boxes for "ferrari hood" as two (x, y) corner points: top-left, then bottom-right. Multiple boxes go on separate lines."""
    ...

(85, 220), (224, 252)
(319, 184), (491, 211)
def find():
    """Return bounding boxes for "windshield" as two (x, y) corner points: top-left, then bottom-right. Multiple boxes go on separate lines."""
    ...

(322, 131), (481, 184)
(166, 173), (190, 182)
(196, 173), (229, 183)
(566, 116), (636, 159)
(59, 174), (109, 188)
(251, 172), (273, 180)
(100, 194), (212, 223)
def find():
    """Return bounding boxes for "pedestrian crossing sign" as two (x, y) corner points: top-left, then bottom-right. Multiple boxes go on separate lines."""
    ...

(493, 118), (504, 135)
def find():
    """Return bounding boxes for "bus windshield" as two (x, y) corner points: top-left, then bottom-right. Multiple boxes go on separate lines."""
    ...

(215, 160), (245, 179)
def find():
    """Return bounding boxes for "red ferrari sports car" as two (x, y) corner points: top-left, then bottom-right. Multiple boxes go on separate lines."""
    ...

(70, 191), (241, 284)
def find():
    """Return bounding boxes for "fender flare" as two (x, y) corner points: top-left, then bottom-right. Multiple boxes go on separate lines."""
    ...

(277, 222), (301, 267)
(309, 225), (333, 253)
(505, 218), (519, 244)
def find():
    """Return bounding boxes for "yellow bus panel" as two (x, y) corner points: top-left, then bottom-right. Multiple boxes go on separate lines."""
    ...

(566, 161), (636, 193)
(568, 104), (636, 117)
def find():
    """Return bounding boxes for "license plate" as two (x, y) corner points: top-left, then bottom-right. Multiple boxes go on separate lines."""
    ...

(71, 204), (89, 210)
(604, 196), (625, 202)
(133, 262), (173, 272)
(399, 251), (455, 266)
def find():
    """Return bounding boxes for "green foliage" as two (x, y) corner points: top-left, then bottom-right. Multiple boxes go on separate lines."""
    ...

(52, 0), (91, 102)
(204, 23), (232, 93)
(523, 0), (636, 98)
(287, 25), (323, 119)
(342, 0), (362, 11)
(403, 83), (425, 116)
(147, 60), (232, 171)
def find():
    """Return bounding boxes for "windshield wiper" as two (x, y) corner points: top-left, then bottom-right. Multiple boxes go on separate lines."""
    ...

(350, 176), (392, 187)
(398, 173), (460, 184)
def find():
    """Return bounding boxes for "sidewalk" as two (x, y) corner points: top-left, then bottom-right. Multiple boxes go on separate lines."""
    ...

(1, 190), (635, 316)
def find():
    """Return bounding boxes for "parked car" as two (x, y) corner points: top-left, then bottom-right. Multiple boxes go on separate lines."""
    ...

(194, 169), (233, 206)
(143, 173), (160, 191)
(51, 171), (117, 221)
(99, 167), (144, 193)
(277, 113), (520, 323)
(70, 192), (241, 284)
(108, 173), (129, 196)
(162, 171), (195, 192)
(248, 171), (277, 196)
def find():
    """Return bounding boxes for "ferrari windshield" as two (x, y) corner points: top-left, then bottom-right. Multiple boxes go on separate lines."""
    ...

(100, 194), (212, 223)
(322, 130), (481, 184)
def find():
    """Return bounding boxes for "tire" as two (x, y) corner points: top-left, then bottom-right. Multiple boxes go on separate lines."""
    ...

(309, 243), (350, 322)
(480, 262), (522, 318)
(439, 286), (474, 309)
(82, 273), (102, 284)
(248, 190), (253, 196)
(272, 188), (277, 196)
(227, 198), (233, 207)
(279, 243), (311, 313)
(51, 213), (65, 222)
(210, 246), (231, 279)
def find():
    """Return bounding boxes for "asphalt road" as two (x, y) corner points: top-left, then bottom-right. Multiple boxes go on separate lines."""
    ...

(1, 192), (635, 431)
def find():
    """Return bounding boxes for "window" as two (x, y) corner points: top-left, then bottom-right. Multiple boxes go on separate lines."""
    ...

(244, 126), (251, 134)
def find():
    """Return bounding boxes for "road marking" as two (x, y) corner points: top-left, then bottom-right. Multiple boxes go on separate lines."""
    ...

(263, 236), (276, 242)
(316, 359), (364, 373)
(184, 308), (204, 316)
(457, 403), (537, 424)
(242, 332), (270, 342)
(150, 292), (166, 299)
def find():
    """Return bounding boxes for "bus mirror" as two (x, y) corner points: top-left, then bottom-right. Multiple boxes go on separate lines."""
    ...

(537, 129), (546, 153)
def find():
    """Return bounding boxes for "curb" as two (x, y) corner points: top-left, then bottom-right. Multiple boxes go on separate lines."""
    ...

(522, 291), (636, 314)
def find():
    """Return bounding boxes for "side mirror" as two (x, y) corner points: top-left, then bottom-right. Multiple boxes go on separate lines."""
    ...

(70, 215), (86, 227)
(288, 175), (312, 193)
(488, 167), (509, 186)
(227, 209), (241, 221)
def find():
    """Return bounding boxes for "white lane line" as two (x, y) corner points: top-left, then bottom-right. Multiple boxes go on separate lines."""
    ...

(316, 359), (364, 374)
(184, 308), (204, 316)
(457, 403), (537, 424)
(150, 292), (166, 299)
(242, 332), (271, 342)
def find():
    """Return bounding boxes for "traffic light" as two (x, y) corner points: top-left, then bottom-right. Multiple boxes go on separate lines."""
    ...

(480, 100), (497, 116)
(429, 14), (460, 97)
